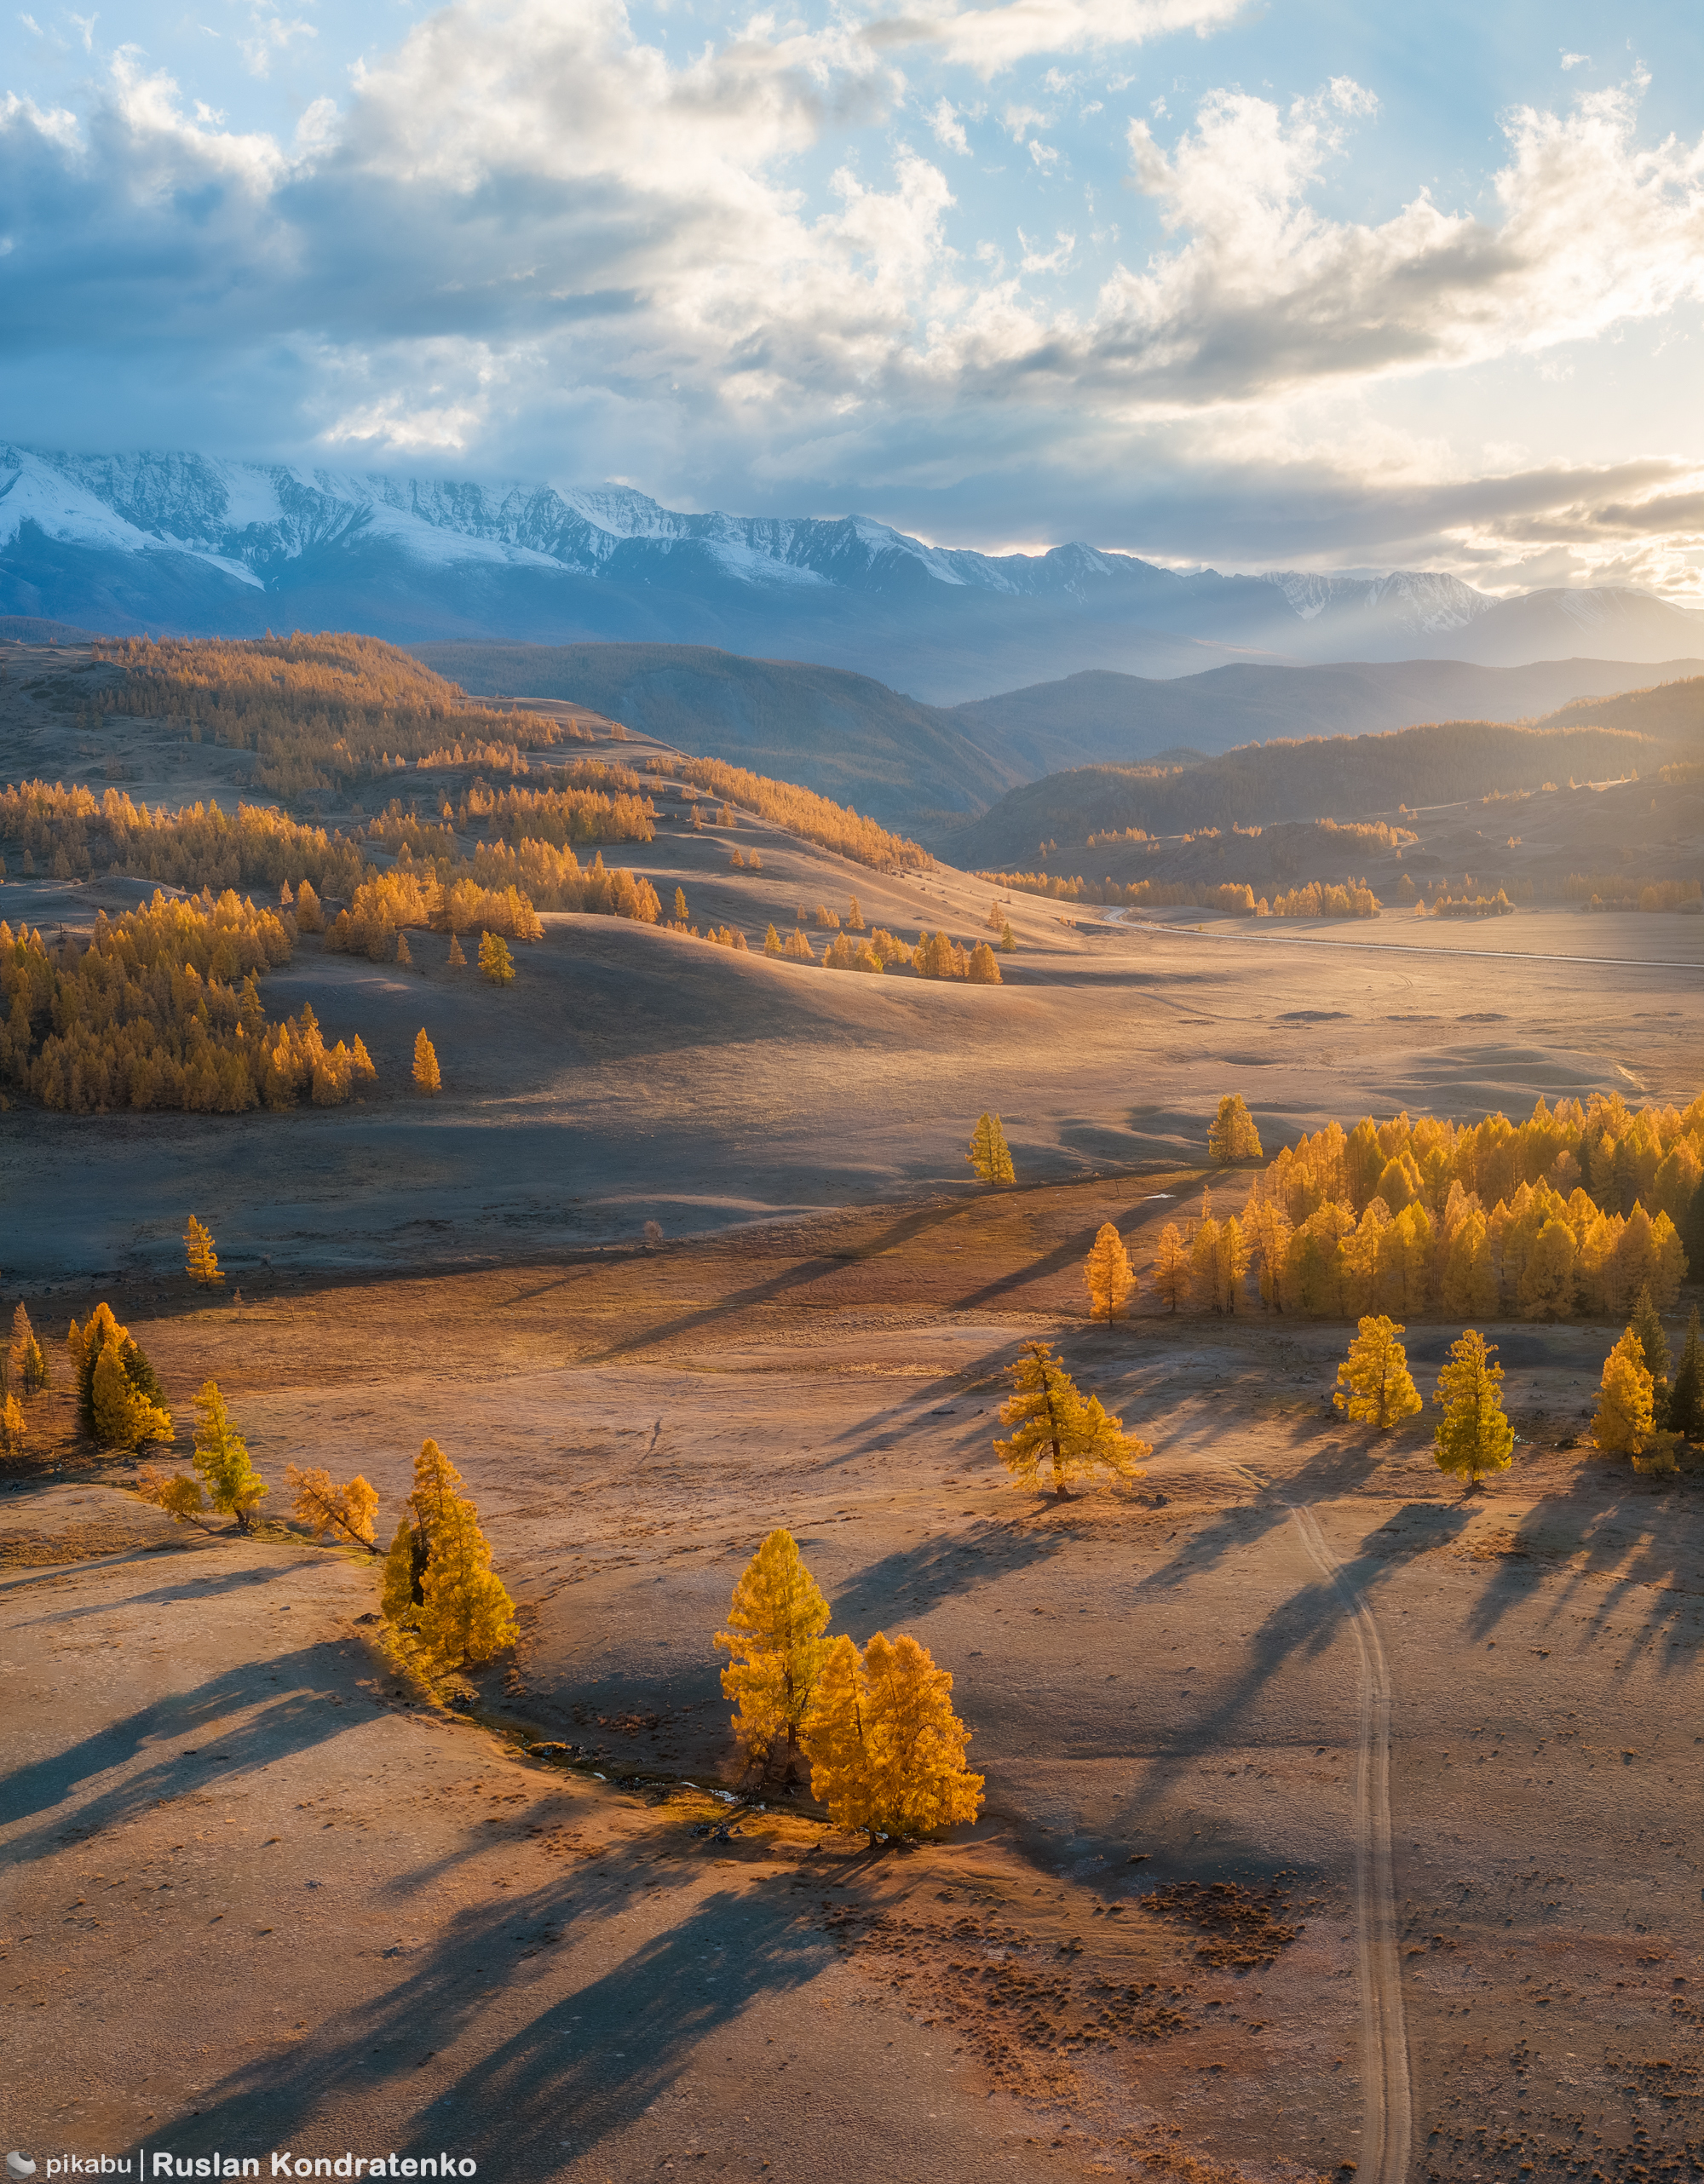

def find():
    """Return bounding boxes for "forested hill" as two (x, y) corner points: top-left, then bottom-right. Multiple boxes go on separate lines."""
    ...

(1538, 674), (1704, 744)
(412, 641), (1019, 830)
(928, 719), (1667, 868)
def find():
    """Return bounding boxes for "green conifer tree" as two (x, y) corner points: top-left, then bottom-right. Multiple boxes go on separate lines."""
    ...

(1667, 1307), (1703, 1440)
(191, 1380), (266, 1526)
(1628, 1285), (1671, 1427)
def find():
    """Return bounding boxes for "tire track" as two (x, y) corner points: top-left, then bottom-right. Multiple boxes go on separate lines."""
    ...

(1287, 1500), (1412, 2184)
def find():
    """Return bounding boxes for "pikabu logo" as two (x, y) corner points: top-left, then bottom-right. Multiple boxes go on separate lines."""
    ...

(8, 2157), (38, 2180)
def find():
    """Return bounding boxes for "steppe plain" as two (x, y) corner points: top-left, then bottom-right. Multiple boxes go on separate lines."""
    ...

(2, 645), (1701, 2184)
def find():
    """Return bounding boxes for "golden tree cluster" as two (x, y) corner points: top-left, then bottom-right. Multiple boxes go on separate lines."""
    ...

(642, 754), (928, 872)
(382, 1439), (517, 1667)
(1, 894), (373, 1114)
(715, 1530), (982, 1838)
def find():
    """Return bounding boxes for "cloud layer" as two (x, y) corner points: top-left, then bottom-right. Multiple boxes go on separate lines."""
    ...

(3, 0), (1702, 594)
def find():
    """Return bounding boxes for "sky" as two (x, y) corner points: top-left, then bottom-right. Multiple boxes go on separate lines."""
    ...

(3, 0), (1704, 594)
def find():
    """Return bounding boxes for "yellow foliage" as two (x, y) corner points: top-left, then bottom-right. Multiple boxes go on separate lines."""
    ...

(285, 1463), (380, 1548)
(1083, 1221), (1136, 1320)
(1593, 1329), (1654, 1456)
(184, 1213), (223, 1287)
(1333, 1315), (1422, 1429)
(802, 1631), (983, 1838)
(192, 1380), (266, 1524)
(1432, 1332), (1514, 1487)
(92, 1339), (173, 1451)
(968, 1111), (1015, 1184)
(644, 754), (927, 872)
(1207, 1093), (1264, 1164)
(994, 1341), (1149, 1497)
(714, 1530), (832, 1774)
(412, 1028), (441, 1095)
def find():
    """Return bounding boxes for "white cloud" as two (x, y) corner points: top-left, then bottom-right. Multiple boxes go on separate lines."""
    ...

(69, 9), (96, 52)
(866, 0), (1246, 78)
(1019, 225), (1074, 271)
(240, 10), (318, 79)
(926, 94), (969, 152)
(1560, 50), (1588, 71)
(1028, 137), (1059, 168)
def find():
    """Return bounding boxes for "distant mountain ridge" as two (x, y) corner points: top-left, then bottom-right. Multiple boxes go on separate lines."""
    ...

(6, 445), (1704, 700)
(417, 641), (1704, 831)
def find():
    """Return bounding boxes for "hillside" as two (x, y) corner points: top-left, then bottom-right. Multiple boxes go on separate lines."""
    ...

(945, 658), (1704, 777)
(931, 717), (1671, 868)
(413, 641), (1019, 828)
(417, 641), (1704, 830)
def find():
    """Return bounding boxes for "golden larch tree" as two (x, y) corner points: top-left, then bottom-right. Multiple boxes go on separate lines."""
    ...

(9, 1302), (49, 1395)
(994, 1341), (1149, 1497)
(1593, 1329), (1654, 1455)
(986, 898), (1004, 931)
(192, 1380), (267, 1526)
(1, 1390), (26, 1458)
(1333, 1315), (1422, 1429)
(967, 942), (1002, 984)
(286, 1463), (380, 1550)
(1440, 1211), (1497, 1318)
(134, 1463), (210, 1524)
(412, 1028), (441, 1095)
(91, 1335), (173, 1450)
(382, 1437), (515, 1664)
(802, 1631), (983, 1839)
(446, 929), (467, 968)
(763, 923), (783, 957)
(1207, 1094), (1264, 1164)
(846, 896), (865, 930)
(395, 930), (412, 968)
(714, 1528), (832, 1778)
(1152, 1221), (1188, 1313)
(478, 930), (515, 985)
(967, 1112), (1016, 1184)
(184, 1214), (223, 1288)
(1083, 1221), (1137, 1320)
(672, 886), (689, 924)
(415, 1496), (518, 1664)
(1432, 1331), (1514, 1489)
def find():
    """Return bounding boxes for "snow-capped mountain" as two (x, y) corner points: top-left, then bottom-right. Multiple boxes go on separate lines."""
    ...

(3, 445), (1701, 701)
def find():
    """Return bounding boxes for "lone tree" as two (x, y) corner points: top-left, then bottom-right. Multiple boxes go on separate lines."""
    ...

(446, 930), (467, 968)
(192, 1380), (267, 1526)
(184, 1214), (223, 1288)
(672, 887), (689, 924)
(1432, 1331), (1514, 1490)
(383, 1438), (516, 1665)
(1083, 1221), (1137, 1321)
(994, 1341), (1150, 1497)
(967, 1112), (1015, 1185)
(1670, 1307), (1703, 1440)
(286, 1463), (380, 1551)
(1333, 1315), (1423, 1430)
(803, 1630), (983, 1839)
(1207, 1094), (1264, 1164)
(479, 931), (515, 986)
(1593, 1329), (1654, 1456)
(714, 1529), (832, 1781)
(412, 1028), (441, 1095)
(1628, 1285), (1671, 1427)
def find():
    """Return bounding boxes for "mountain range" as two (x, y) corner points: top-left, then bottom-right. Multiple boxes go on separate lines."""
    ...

(6, 445), (1704, 704)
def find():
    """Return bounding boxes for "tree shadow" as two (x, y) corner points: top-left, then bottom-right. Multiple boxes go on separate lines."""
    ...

(588, 1198), (970, 1361)
(1457, 1467), (1704, 1664)
(0, 1643), (374, 1859)
(1112, 1494), (1477, 1839)
(829, 1519), (1072, 1630)
(11, 1558), (293, 1626)
(138, 1871), (832, 2167)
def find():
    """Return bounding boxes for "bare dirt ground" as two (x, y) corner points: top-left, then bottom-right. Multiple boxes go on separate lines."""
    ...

(5, 1183), (1702, 2184)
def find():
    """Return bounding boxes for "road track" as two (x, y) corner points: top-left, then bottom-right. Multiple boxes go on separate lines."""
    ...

(1286, 1500), (1412, 2184)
